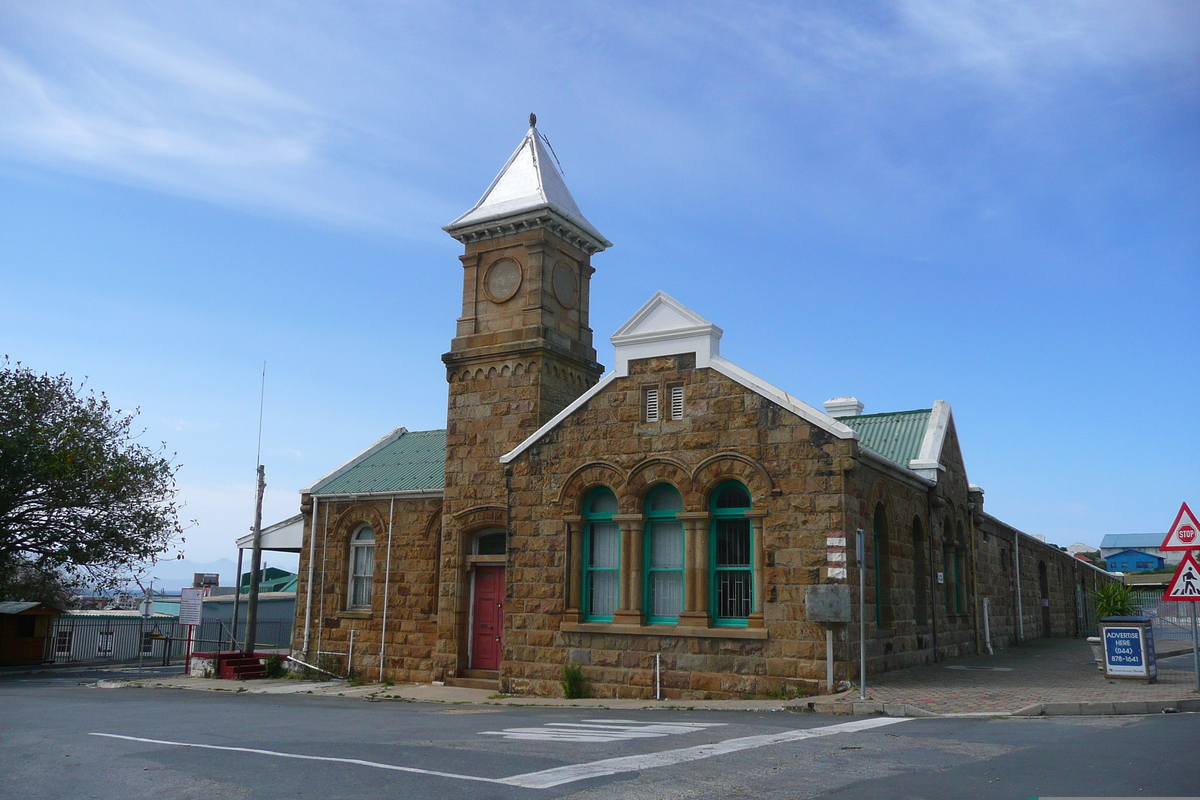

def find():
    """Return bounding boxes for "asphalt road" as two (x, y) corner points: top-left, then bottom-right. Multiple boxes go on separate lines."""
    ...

(1, 678), (1197, 799)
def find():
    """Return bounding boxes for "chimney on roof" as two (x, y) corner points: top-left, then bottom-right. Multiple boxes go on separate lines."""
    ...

(823, 397), (864, 417)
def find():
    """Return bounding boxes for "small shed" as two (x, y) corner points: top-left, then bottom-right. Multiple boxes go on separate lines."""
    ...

(0, 602), (64, 665)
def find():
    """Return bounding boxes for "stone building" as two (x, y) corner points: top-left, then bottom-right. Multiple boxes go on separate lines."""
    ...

(291, 121), (1111, 697)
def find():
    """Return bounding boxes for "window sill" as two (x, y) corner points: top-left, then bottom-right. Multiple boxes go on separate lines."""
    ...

(338, 610), (372, 620)
(561, 622), (768, 640)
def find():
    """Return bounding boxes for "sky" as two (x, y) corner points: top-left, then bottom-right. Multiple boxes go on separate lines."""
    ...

(1, 0), (1197, 575)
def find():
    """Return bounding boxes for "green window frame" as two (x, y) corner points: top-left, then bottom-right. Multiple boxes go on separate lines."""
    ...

(710, 481), (753, 627)
(942, 541), (953, 613)
(644, 484), (685, 624)
(582, 488), (620, 622)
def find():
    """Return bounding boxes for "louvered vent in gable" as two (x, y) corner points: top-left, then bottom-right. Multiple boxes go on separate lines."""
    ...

(645, 387), (660, 422)
(669, 385), (684, 420)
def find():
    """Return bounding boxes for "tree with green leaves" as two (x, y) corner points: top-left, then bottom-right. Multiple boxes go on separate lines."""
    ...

(0, 359), (183, 604)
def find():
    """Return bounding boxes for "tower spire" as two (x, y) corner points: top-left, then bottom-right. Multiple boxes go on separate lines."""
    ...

(444, 122), (609, 254)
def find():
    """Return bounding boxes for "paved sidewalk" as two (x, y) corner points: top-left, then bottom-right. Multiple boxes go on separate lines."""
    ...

(91, 637), (1199, 718)
(811, 637), (1199, 717)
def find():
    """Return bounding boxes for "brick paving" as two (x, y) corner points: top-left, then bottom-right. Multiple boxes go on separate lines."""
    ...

(837, 637), (1198, 715)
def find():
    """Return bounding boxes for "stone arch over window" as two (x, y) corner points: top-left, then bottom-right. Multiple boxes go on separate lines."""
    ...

(625, 458), (692, 513)
(555, 461), (626, 507)
(692, 453), (776, 501)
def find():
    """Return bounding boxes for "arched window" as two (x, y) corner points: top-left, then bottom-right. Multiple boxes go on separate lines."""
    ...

(349, 524), (375, 609)
(645, 484), (684, 624)
(711, 481), (752, 625)
(942, 515), (954, 613)
(912, 516), (928, 627)
(583, 488), (619, 621)
(873, 504), (892, 627)
(954, 521), (966, 614)
(474, 529), (506, 555)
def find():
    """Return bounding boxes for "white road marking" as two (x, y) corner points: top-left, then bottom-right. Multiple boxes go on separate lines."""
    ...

(502, 717), (910, 788)
(480, 719), (726, 743)
(87, 733), (509, 785)
(91, 716), (910, 790)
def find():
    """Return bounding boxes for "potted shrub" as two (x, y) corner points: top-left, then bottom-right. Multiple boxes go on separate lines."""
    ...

(1089, 583), (1137, 668)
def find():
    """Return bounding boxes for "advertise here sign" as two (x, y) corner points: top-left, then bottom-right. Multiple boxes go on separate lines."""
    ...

(1103, 626), (1156, 678)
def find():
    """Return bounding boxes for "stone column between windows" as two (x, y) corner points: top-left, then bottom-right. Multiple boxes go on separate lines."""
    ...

(676, 512), (711, 626)
(611, 514), (645, 625)
(563, 516), (583, 624)
(746, 510), (769, 628)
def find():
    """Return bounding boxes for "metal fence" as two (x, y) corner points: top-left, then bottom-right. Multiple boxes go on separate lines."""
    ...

(50, 616), (292, 665)
(1079, 589), (1193, 644)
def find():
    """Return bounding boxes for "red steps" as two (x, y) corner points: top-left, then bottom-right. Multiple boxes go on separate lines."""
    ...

(214, 651), (268, 680)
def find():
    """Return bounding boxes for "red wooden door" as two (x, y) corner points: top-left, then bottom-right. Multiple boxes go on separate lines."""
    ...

(471, 566), (504, 670)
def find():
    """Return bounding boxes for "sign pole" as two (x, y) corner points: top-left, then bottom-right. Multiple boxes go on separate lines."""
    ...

(1192, 603), (1199, 694)
(857, 529), (865, 701)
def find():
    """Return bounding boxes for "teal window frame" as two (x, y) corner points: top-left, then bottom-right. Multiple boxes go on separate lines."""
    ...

(942, 542), (953, 612)
(644, 484), (685, 624)
(709, 481), (753, 627)
(582, 488), (620, 622)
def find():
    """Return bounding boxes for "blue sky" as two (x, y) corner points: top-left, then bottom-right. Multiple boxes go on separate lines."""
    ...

(1, 0), (1196, 571)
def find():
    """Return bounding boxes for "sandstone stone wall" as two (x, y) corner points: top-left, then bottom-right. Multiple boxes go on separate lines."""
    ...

(974, 513), (1113, 648)
(292, 494), (442, 683)
(505, 353), (855, 699)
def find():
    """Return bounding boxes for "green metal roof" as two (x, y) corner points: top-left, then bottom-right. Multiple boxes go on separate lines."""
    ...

(836, 409), (931, 468)
(311, 429), (446, 495)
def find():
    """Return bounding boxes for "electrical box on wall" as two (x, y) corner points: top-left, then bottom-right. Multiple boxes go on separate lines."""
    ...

(936, 571), (945, 584)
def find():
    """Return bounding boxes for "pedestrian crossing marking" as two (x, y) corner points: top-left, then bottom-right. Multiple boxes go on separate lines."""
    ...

(479, 718), (726, 742)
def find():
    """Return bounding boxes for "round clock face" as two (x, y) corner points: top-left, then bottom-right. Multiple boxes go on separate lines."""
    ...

(552, 261), (578, 309)
(484, 258), (522, 303)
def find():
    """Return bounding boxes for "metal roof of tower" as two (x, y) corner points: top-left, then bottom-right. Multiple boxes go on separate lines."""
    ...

(444, 116), (611, 252)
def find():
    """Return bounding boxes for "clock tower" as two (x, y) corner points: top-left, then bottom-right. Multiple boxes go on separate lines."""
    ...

(436, 118), (610, 677)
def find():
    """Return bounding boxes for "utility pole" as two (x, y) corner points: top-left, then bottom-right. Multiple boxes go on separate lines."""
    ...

(243, 464), (265, 654)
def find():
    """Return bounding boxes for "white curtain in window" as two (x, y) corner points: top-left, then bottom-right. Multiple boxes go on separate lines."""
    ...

(589, 521), (619, 617)
(351, 542), (375, 608)
(649, 520), (683, 619)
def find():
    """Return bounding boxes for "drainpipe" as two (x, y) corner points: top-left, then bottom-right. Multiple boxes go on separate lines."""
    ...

(302, 496), (317, 655)
(379, 496), (395, 682)
(317, 501), (330, 656)
(968, 490), (983, 655)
